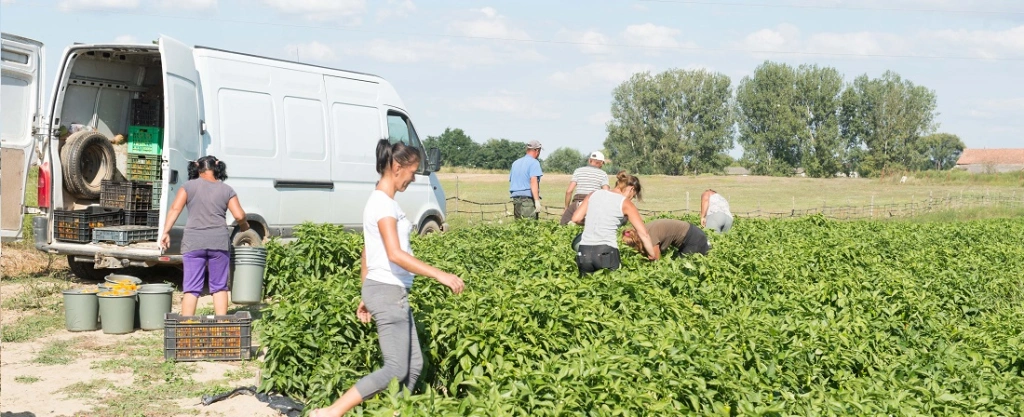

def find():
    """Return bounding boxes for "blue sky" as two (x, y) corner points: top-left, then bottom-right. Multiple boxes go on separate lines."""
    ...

(2, 0), (1022, 158)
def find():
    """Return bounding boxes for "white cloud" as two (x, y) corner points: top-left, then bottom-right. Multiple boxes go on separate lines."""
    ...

(263, 0), (365, 22)
(587, 111), (612, 127)
(623, 23), (691, 49)
(924, 26), (1024, 59)
(340, 38), (542, 69)
(448, 7), (530, 39)
(113, 35), (139, 44)
(58, 0), (138, 11)
(376, 0), (415, 21)
(459, 91), (560, 120)
(556, 29), (612, 54)
(159, 0), (216, 11)
(968, 98), (1024, 120)
(549, 62), (653, 90)
(287, 41), (337, 63)
(735, 23), (1024, 59)
(1, 0), (15, 4)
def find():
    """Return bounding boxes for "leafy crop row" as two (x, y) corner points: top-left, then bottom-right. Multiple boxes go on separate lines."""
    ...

(259, 216), (1024, 416)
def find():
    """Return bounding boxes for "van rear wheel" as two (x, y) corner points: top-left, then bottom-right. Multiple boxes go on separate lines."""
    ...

(61, 131), (116, 200)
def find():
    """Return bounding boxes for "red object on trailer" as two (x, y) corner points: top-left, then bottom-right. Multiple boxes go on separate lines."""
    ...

(37, 161), (50, 208)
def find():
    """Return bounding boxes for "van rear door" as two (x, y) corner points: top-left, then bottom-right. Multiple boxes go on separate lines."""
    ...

(1, 33), (44, 242)
(158, 36), (202, 249)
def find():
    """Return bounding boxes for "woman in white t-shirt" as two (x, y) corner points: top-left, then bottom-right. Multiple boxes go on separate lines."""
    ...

(700, 189), (734, 233)
(311, 139), (465, 417)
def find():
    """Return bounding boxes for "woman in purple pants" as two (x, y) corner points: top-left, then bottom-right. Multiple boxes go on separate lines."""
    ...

(160, 155), (249, 316)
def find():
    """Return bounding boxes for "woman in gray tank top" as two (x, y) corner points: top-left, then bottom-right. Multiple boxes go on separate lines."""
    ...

(570, 171), (658, 275)
(160, 155), (250, 316)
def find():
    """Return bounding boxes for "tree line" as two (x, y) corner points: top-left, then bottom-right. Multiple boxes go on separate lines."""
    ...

(425, 61), (965, 177)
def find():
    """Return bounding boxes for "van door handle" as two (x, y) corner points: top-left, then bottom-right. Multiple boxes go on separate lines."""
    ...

(170, 170), (179, 184)
(200, 120), (207, 135)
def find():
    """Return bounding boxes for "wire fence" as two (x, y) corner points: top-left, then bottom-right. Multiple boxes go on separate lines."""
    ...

(446, 191), (1024, 223)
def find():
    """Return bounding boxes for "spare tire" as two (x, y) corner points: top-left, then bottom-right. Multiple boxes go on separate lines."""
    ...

(61, 130), (116, 200)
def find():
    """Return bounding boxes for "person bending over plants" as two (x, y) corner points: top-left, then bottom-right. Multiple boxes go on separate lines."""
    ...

(623, 219), (710, 259)
(310, 139), (465, 417)
(570, 171), (658, 275)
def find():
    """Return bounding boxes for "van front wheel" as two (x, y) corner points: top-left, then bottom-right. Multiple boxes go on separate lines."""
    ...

(419, 219), (441, 235)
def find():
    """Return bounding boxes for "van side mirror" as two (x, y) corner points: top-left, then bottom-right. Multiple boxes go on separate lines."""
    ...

(427, 147), (442, 172)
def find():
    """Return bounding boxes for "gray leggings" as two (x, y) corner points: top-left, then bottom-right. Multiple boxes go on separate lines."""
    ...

(705, 212), (733, 233)
(354, 280), (423, 399)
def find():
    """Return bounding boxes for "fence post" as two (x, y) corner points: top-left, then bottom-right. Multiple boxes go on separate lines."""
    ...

(686, 192), (689, 213)
(870, 194), (874, 218)
(456, 176), (460, 215)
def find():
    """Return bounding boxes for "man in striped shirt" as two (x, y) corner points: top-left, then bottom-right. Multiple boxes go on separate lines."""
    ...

(560, 151), (610, 225)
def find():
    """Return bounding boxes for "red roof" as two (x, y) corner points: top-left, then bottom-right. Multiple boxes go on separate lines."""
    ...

(956, 149), (1024, 165)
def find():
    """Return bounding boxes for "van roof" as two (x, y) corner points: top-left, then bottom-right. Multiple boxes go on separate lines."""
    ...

(195, 45), (381, 80)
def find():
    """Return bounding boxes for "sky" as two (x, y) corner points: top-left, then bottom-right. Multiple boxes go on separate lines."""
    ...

(2, 0), (1023, 159)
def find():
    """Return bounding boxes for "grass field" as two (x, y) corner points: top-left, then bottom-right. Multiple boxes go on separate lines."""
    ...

(437, 172), (1024, 222)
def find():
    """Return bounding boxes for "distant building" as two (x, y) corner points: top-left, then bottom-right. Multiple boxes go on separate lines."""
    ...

(726, 166), (750, 176)
(955, 149), (1024, 173)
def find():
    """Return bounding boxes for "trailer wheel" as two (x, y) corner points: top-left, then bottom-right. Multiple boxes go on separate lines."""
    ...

(66, 255), (108, 281)
(61, 130), (116, 200)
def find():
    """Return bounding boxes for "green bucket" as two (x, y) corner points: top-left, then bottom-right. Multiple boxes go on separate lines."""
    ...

(62, 289), (100, 331)
(138, 287), (173, 330)
(98, 292), (137, 334)
(231, 263), (265, 305)
(105, 274), (143, 285)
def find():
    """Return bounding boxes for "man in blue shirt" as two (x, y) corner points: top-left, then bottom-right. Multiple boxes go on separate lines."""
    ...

(509, 140), (544, 219)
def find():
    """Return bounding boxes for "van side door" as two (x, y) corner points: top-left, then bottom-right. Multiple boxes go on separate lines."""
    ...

(1, 33), (44, 242)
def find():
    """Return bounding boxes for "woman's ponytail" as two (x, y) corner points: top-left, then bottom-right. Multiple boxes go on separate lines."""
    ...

(375, 139), (422, 176)
(375, 139), (393, 175)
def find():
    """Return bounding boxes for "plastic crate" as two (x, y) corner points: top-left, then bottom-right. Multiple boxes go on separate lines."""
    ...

(130, 95), (162, 126)
(127, 126), (163, 155)
(164, 311), (252, 362)
(127, 153), (161, 181)
(147, 210), (160, 227)
(150, 181), (162, 207)
(124, 210), (150, 226)
(92, 225), (159, 246)
(54, 207), (124, 243)
(100, 180), (152, 211)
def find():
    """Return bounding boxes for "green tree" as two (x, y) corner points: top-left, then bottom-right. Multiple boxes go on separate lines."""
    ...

(840, 71), (937, 176)
(542, 147), (585, 174)
(916, 133), (965, 170)
(422, 127), (480, 168)
(474, 138), (528, 170)
(795, 64), (847, 178)
(604, 68), (735, 175)
(736, 61), (803, 176)
(736, 62), (847, 178)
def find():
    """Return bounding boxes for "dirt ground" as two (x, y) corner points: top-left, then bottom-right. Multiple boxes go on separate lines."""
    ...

(0, 246), (284, 417)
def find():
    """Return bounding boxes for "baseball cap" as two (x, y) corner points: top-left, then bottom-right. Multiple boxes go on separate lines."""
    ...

(527, 140), (543, 150)
(589, 151), (606, 162)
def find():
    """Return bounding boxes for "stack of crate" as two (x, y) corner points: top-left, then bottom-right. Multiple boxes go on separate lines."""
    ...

(95, 180), (159, 245)
(128, 93), (164, 216)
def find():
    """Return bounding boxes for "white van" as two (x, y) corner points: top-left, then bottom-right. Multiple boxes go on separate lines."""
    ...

(34, 36), (448, 280)
(1, 33), (46, 242)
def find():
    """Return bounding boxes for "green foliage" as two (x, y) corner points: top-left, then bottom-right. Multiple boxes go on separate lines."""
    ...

(916, 133), (965, 171)
(423, 128), (481, 169)
(260, 219), (1024, 415)
(474, 139), (529, 171)
(737, 62), (847, 178)
(841, 71), (938, 175)
(605, 69), (735, 175)
(542, 147), (585, 174)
